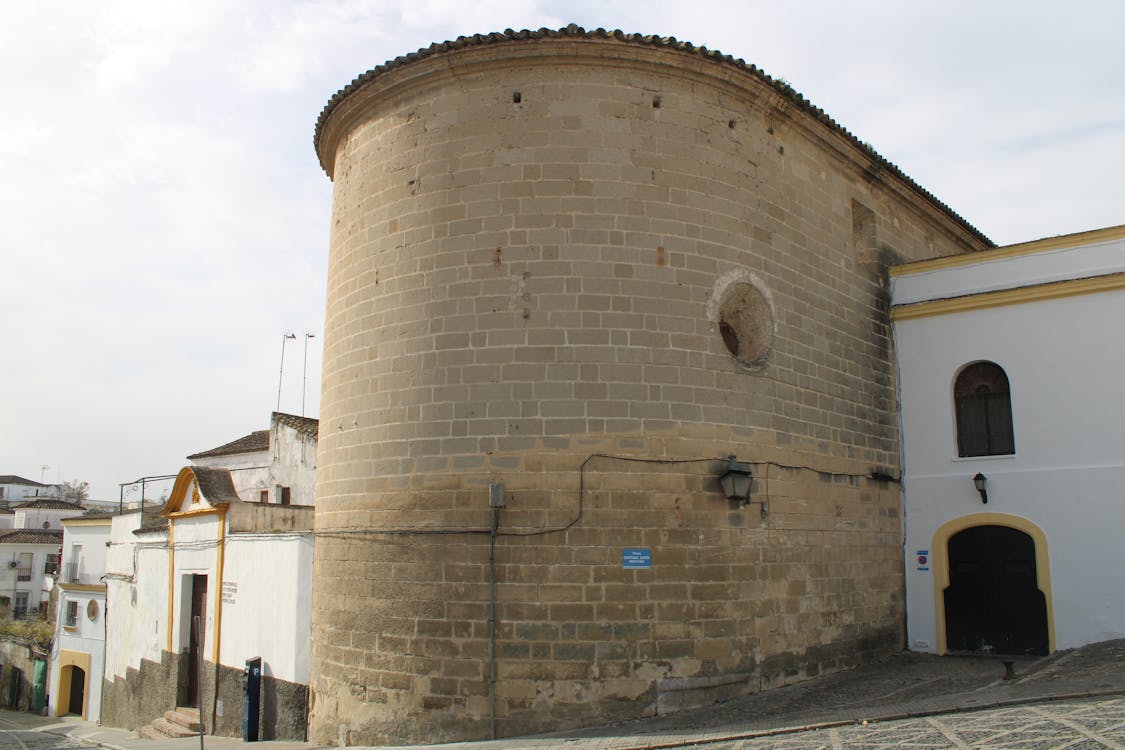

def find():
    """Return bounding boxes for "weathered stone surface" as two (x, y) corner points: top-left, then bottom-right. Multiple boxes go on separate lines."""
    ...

(309, 29), (989, 746)
(100, 651), (306, 741)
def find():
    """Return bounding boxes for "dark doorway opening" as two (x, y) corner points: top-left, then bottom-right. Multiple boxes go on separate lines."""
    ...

(944, 525), (1048, 655)
(186, 574), (208, 707)
(67, 666), (85, 715)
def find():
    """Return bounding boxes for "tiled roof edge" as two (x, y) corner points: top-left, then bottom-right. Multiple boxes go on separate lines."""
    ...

(272, 412), (320, 439)
(187, 429), (270, 460)
(312, 25), (993, 248)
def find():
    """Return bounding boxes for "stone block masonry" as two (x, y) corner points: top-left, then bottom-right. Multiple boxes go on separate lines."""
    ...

(309, 27), (991, 746)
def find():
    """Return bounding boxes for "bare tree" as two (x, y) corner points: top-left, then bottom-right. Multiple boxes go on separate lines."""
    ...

(58, 479), (89, 502)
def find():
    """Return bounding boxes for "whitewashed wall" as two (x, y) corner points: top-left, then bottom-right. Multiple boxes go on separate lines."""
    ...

(893, 230), (1125, 652)
(14, 506), (83, 530)
(61, 522), (108, 584)
(50, 587), (107, 718)
(218, 532), (313, 682)
(270, 421), (317, 506)
(191, 451), (271, 505)
(104, 513), (169, 681)
(167, 514), (221, 657)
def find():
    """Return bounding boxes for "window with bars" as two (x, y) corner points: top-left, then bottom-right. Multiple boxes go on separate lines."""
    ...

(13, 592), (28, 620)
(16, 553), (32, 582)
(65, 600), (79, 628)
(955, 361), (1015, 457)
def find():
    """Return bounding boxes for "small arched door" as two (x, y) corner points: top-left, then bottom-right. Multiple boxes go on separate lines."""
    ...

(67, 666), (85, 716)
(944, 525), (1048, 655)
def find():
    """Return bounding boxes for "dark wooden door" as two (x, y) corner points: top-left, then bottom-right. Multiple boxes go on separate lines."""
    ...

(186, 575), (208, 706)
(67, 666), (85, 715)
(944, 525), (1048, 655)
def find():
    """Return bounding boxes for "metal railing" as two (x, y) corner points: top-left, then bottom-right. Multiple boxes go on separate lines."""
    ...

(64, 561), (85, 584)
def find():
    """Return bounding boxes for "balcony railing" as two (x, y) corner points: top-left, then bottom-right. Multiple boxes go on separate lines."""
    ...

(63, 562), (87, 584)
(16, 567), (31, 582)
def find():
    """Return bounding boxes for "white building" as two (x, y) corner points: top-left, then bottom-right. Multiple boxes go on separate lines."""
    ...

(101, 415), (317, 740)
(0, 528), (62, 619)
(13, 499), (85, 531)
(49, 514), (112, 719)
(188, 412), (317, 506)
(891, 223), (1125, 655)
(0, 475), (57, 503)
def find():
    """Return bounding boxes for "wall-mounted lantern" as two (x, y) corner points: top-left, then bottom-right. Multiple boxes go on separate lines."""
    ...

(719, 456), (767, 515)
(973, 472), (989, 504)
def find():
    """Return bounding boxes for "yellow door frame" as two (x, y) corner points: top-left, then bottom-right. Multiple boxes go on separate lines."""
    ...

(931, 512), (1055, 655)
(54, 650), (91, 718)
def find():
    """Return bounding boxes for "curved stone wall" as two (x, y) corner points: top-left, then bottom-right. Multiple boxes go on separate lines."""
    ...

(310, 29), (989, 745)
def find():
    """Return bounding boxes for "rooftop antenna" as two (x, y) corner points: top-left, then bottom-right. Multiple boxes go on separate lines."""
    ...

(302, 332), (316, 416)
(277, 333), (296, 412)
(40, 465), (50, 483)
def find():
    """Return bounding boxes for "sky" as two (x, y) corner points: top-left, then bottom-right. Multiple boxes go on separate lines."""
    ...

(2, 1), (1122, 503)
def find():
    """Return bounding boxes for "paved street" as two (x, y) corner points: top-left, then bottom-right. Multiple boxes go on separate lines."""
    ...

(0, 641), (1122, 750)
(0, 711), (84, 750)
(695, 696), (1125, 749)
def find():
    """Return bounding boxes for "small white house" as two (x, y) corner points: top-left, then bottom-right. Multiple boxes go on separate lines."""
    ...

(891, 223), (1125, 655)
(188, 412), (317, 506)
(50, 514), (112, 719)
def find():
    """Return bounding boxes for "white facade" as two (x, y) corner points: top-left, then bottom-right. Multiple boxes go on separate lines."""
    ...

(102, 466), (313, 737)
(189, 412), (317, 506)
(0, 531), (63, 618)
(0, 476), (56, 503)
(218, 530), (313, 685)
(269, 414), (318, 506)
(189, 443), (271, 503)
(14, 500), (86, 531)
(50, 517), (111, 719)
(103, 512), (169, 684)
(891, 224), (1125, 654)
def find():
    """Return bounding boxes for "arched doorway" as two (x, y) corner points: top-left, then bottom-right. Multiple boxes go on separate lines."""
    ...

(932, 514), (1054, 655)
(67, 666), (86, 715)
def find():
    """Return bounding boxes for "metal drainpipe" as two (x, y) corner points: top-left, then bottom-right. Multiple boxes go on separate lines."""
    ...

(488, 504), (499, 740)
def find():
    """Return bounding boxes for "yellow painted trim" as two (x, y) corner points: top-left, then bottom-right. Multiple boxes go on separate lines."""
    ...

(162, 467), (198, 517)
(58, 582), (106, 593)
(54, 650), (91, 718)
(891, 223), (1125, 276)
(892, 272), (1125, 321)
(61, 517), (112, 527)
(931, 513), (1055, 656)
(169, 506), (226, 520)
(212, 507), (226, 665)
(160, 466), (230, 518)
(167, 520), (175, 653)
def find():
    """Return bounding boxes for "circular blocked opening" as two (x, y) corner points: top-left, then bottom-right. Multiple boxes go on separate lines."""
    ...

(717, 282), (772, 368)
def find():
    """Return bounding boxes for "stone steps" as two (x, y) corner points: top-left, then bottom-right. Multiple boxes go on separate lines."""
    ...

(137, 707), (201, 740)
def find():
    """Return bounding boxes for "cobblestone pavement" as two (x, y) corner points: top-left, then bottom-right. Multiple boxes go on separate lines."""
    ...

(0, 731), (85, 750)
(0, 711), (84, 750)
(2, 641), (1122, 750)
(698, 695), (1125, 749)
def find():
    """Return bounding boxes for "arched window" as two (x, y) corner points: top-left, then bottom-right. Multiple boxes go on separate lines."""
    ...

(954, 362), (1014, 457)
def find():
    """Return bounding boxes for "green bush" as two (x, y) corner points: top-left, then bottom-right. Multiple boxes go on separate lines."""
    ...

(0, 617), (54, 648)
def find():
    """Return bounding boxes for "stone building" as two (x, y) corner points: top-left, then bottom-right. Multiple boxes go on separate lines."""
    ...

(309, 26), (992, 745)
